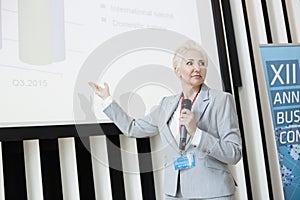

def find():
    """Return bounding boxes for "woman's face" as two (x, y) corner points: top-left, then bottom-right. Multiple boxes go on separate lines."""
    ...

(176, 49), (207, 88)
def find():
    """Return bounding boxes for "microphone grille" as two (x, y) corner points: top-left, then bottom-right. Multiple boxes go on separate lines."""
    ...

(182, 99), (192, 110)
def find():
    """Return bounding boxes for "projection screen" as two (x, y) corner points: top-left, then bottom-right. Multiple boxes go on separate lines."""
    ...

(0, 0), (223, 127)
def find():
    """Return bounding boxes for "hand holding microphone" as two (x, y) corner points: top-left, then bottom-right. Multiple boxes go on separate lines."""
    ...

(179, 99), (197, 151)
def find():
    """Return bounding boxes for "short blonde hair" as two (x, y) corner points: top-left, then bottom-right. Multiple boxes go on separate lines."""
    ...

(173, 40), (208, 68)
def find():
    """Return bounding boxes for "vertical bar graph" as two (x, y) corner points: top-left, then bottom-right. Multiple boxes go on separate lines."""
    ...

(18, 0), (65, 65)
(51, 0), (65, 62)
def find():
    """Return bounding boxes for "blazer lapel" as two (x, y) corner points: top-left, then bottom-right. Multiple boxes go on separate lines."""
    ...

(164, 93), (182, 123)
(192, 84), (210, 122)
(185, 84), (210, 151)
(163, 93), (182, 151)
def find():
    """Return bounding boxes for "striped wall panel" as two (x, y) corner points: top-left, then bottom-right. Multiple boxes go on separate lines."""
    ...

(207, 0), (300, 199)
(216, 0), (299, 199)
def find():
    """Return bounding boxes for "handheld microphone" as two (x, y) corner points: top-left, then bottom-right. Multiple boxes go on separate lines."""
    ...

(179, 99), (192, 151)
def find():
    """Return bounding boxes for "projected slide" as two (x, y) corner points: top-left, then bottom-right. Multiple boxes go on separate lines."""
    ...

(0, 0), (222, 127)
(0, 0), (2, 49)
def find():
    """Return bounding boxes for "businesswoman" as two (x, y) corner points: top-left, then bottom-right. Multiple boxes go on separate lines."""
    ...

(89, 40), (242, 200)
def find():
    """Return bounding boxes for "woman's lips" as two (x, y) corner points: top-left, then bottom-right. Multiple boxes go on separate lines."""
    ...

(192, 74), (201, 78)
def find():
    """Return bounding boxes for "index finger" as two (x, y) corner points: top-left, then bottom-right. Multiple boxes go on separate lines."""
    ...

(88, 82), (99, 90)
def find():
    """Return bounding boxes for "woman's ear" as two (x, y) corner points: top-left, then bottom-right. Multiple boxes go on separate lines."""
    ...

(174, 66), (181, 78)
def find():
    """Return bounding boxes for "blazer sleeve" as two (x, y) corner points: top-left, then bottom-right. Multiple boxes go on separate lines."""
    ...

(103, 99), (162, 138)
(200, 93), (242, 165)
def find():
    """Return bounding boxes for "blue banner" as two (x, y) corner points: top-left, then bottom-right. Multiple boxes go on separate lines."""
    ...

(260, 45), (300, 200)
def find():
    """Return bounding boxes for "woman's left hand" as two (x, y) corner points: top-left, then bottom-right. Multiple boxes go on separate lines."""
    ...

(180, 109), (197, 136)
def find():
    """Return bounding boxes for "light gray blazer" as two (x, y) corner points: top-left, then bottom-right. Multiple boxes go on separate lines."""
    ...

(103, 83), (242, 199)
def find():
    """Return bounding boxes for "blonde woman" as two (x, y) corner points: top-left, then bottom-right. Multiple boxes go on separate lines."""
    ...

(89, 40), (242, 200)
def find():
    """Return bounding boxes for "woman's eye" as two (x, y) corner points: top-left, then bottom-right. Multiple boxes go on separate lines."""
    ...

(199, 61), (205, 66)
(186, 61), (193, 65)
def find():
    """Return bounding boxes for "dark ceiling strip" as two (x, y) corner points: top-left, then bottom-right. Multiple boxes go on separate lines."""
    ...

(220, 0), (242, 87)
(210, 0), (232, 93)
(261, 0), (273, 43)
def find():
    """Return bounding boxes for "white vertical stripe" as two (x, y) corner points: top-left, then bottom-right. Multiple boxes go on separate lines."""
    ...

(150, 135), (164, 200)
(90, 136), (113, 200)
(293, 63), (296, 84)
(285, 0), (300, 42)
(23, 140), (44, 200)
(58, 138), (80, 200)
(0, 142), (5, 200)
(119, 135), (143, 200)
(265, 0), (288, 42)
(286, 64), (290, 84)
(196, 0), (223, 90)
(228, 162), (247, 200)
(246, 0), (268, 42)
(245, 0), (284, 199)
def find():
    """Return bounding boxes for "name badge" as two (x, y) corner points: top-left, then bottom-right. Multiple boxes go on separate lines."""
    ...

(174, 153), (195, 170)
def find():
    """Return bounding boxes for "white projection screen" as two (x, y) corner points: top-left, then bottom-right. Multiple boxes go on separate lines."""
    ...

(0, 0), (223, 128)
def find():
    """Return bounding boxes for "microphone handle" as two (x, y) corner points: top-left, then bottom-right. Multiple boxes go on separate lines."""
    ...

(179, 99), (192, 151)
(179, 125), (187, 151)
